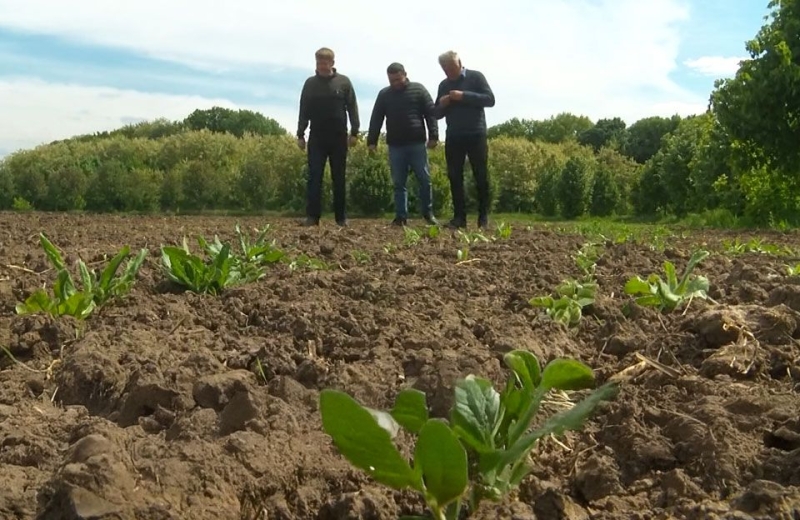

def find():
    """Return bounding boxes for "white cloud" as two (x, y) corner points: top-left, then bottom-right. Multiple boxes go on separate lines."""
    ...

(0, 0), (712, 154)
(683, 56), (746, 77)
(0, 78), (306, 155)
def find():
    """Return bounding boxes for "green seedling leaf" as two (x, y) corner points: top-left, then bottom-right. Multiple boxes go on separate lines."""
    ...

(367, 408), (402, 439)
(495, 382), (618, 471)
(623, 277), (651, 296)
(450, 376), (502, 454)
(320, 390), (420, 491)
(414, 419), (469, 510)
(540, 359), (596, 391)
(503, 350), (541, 389)
(38, 233), (66, 271)
(663, 261), (678, 288)
(390, 388), (429, 434)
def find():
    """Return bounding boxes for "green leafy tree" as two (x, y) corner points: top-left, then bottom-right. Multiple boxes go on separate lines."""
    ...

(589, 165), (619, 217)
(621, 115), (681, 163)
(183, 107), (287, 137)
(557, 156), (592, 219)
(578, 117), (627, 152)
(710, 0), (800, 222)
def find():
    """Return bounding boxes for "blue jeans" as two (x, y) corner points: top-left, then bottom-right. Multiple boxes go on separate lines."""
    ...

(388, 143), (433, 219)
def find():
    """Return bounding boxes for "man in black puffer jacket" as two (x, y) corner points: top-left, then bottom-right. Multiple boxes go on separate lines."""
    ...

(433, 50), (495, 229)
(296, 47), (360, 227)
(367, 62), (439, 226)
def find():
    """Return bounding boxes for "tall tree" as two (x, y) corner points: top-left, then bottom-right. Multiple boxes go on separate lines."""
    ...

(578, 117), (627, 152)
(710, 0), (800, 168)
(710, 0), (800, 222)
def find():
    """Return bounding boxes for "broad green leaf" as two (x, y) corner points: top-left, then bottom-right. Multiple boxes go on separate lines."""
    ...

(663, 261), (678, 288)
(414, 419), (469, 508)
(503, 350), (541, 389)
(39, 233), (65, 271)
(450, 376), (502, 453)
(390, 388), (429, 434)
(98, 246), (131, 290)
(366, 408), (401, 438)
(623, 277), (651, 295)
(529, 296), (553, 308)
(678, 249), (710, 292)
(319, 390), (420, 491)
(635, 295), (664, 307)
(496, 382), (618, 471)
(540, 359), (595, 391)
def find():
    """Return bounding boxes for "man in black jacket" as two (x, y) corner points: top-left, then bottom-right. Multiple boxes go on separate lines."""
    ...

(433, 50), (495, 229)
(367, 62), (439, 226)
(296, 47), (360, 226)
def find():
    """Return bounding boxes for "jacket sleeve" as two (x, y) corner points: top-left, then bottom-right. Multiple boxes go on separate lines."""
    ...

(367, 91), (386, 146)
(296, 79), (310, 139)
(432, 81), (448, 120)
(461, 71), (496, 108)
(420, 86), (439, 141)
(346, 79), (360, 136)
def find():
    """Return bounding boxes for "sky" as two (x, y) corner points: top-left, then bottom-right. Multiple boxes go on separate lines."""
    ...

(0, 0), (771, 158)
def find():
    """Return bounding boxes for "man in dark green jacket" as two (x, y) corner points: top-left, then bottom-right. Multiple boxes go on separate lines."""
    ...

(433, 50), (495, 229)
(367, 62), (439, 226)
(296, 47), (360, 226)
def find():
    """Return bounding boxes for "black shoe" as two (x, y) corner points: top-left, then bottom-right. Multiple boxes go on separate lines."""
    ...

(336, 219), (348, 227)
(477, 215), (488, 229)
(423, 214), (439, 226)
(391, 217), (407, 227)
(447, 218), (466, 230)
(302, 217), (319, 226)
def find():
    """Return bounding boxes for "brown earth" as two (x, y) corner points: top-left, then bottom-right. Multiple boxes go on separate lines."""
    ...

(1, 211), (800, 520)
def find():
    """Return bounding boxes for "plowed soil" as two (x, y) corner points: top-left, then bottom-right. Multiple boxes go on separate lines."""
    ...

(2, 212), (800, 520)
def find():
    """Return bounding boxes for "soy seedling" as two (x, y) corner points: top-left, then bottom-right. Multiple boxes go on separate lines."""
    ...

(16, 233), (146, 319)
(496, 222), (512, 239)
(319, 349), (618, 520)
(404, 227), (422, 246)
(530, 278), (597, 327)
(623, 249), (710, 312)
(161, 237), (243, 294)
(350, 250), (371, 264)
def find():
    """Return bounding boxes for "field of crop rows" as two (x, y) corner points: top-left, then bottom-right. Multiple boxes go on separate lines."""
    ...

(1, 212), (800, 520)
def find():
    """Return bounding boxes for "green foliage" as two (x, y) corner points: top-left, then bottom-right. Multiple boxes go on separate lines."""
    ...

(621, 115), (682, 164)
(183, 107), (287, 137)
(161, 224), (285, 294)
(578, 117), (626, 152)
(16, 233), (146, 320)
(529, 279), (596, 327)
(319, 349), (618, 519)
(624, 249), (711, 312)
(533, 167), (559, 217)
(709, 0), (800, 224)
(347, 146), (394, 216)
(589, 165), (619, 217)
(557, 156), (593, 220)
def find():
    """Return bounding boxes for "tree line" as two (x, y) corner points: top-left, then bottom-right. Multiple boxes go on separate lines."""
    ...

(1, 0), (797, 227)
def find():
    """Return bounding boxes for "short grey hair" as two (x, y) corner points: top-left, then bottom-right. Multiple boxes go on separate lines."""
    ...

(438, 50), (460, 65)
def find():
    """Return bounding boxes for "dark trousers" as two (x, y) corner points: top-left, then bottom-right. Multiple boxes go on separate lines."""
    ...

(306, 133), (348, 222)
(445, 133), (489, 223)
